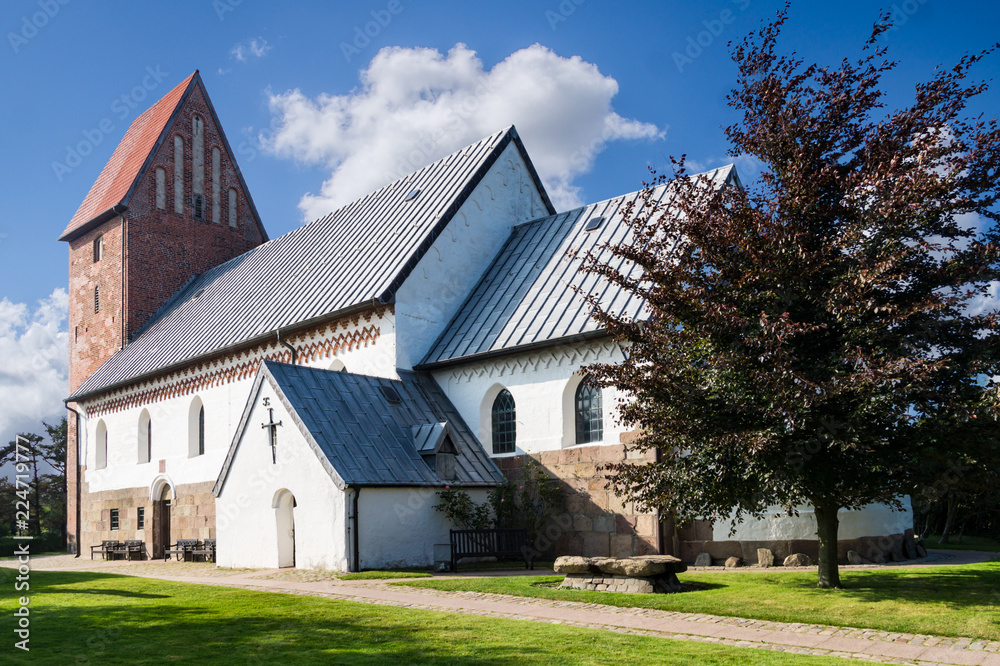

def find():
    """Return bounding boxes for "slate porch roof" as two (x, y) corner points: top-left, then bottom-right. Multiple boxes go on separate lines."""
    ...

(213, 362), (503, 495)
(58, 71), (266, 243)
(419, 165), (740, 368)
(69, 126), (554, 402)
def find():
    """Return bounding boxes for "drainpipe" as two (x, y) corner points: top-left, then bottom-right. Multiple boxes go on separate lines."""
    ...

(351, 486), (361, 572)
(65, 403), (82, 558)
(276, 330), (297, 365)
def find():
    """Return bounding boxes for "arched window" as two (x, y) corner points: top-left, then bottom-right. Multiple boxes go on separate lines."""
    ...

(491, 389), (516, 455)
(173, 135), (184, 214)
(138, 409), (151, 464)
(228, 188), (238, 227)
(93, 235), (103, 262)
(95, 420), (108, 470)
(188, 397), (205, 457)
(575, 380), (603, 445)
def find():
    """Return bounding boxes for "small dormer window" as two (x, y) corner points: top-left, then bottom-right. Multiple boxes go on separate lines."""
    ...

(93, 236), (103, 262)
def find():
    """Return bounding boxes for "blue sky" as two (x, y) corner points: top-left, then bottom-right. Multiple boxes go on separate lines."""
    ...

(0, 0), (998, 447)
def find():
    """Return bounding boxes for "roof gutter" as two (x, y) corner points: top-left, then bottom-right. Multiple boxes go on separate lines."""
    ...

(58, 204), (128, 243)
(65, 298), (385, 404)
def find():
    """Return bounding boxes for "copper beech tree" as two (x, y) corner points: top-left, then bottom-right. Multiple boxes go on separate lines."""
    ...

(580, 8), (1000, 588)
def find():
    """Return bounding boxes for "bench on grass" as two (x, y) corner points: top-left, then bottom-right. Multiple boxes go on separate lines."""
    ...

(449, 528), (535, 572)
(163, 539), (200, 561)
(91, 540), (122, 560)
(192, 539), (216, 562)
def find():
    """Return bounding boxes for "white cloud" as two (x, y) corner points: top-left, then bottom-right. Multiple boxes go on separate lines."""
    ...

(0, 289), (69, 451)
(265, 43), (664, 219)
(231, 37), (272, 62)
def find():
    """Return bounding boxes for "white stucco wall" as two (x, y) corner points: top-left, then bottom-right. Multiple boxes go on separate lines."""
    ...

(358, 487), (490, 570)
(713, 499), (915, 542)
(432, 338), (628, 456)
(215, 380), (348, 570)
(394, 142), (550, 370)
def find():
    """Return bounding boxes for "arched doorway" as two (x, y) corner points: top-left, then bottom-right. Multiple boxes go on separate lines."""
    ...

(149, 475), (175, 559)
(273, 489), (296, 568)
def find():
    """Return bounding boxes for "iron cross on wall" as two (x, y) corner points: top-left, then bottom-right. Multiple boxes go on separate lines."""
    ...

(261, 397), (282, 464)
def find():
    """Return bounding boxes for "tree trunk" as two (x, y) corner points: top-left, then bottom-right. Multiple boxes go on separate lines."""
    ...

(919, 511), (933, 541)
(938, 494), (958, 545)
(814, 502), (841, 589)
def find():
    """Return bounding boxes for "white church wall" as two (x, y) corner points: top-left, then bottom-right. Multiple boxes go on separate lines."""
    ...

(79, 309), (397, 496)
(394, 142), (550, 370)
(432, 338), (628, 457)
(215, 381), (348, 570)
(358, 487), (490, 570)
(714, 500), (915, 542)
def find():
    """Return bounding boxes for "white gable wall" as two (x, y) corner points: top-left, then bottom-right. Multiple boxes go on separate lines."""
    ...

(394, 143), (550, 370)
(215, 381), (348, 570)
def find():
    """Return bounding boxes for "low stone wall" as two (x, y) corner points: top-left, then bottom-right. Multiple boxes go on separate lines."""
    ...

(561, 573), (679, 594)
(496, 439), (661, 559)
(79, 469), (216, 558)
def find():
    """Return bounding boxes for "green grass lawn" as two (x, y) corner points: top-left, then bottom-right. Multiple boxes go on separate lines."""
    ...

(927, 534), (1000, 552)
(338, 569), (432, 580)
(400, 562), (1000, 641)
(0, 569), (852, 665)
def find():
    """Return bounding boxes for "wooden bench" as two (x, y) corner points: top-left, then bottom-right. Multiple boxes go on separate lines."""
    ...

(449, 528), (535, 572)
(123, 540), (146, 561)
(163, 539), (199, 561)
(192, 539), (216, 562)
(90, 540), (121, 560)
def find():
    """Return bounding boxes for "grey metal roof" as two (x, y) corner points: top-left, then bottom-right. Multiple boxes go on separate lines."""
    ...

(214, 362), (503, 495)
(420, 165), (739, 368)
(70, 126), (555, 402)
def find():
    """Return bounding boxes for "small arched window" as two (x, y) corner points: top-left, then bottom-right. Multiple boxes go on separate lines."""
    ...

(575, 379), (603, 445)
(491, 389), (516, 455)
(188, 397), (205, 458)
(93, 235), (103, 262)
(94, 286), (100, 313)
(95, 420), (108, 470)
(138, 409), (151, 464)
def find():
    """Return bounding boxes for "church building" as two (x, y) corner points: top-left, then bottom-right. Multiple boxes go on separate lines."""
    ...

(61, 72), (913, 570)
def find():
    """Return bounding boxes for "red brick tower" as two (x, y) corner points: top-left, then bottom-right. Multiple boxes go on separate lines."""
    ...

(59, 71), (268, 553)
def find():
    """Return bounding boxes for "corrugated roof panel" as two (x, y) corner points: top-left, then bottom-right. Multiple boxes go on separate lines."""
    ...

(422, 166), (737, 367)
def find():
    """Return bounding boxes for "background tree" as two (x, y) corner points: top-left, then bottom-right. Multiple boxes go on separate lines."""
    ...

(580, 6), (1000, 588)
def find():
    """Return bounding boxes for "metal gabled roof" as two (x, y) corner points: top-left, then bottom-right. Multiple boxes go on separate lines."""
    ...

(213, 362), (502, 495)
(70, 126), (553, 402)
(420, 165), (739, 368)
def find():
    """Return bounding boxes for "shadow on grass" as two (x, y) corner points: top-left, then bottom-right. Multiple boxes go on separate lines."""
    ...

(833, 564), (1000, 610)
(1, 571), (595, 665)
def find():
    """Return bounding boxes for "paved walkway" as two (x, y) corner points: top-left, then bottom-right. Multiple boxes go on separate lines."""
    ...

(10, 551), (1000, 665)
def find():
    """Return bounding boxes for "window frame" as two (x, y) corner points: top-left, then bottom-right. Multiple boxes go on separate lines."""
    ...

(490, 389), (517, 455)
(574, 379), (604, 445)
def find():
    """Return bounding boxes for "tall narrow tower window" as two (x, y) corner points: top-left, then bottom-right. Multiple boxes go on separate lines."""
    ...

(211, 146), (221, 223)
(93, 235), (102, 262)
(94, 286), (100, 313)
(155, 167), (166, 210)
(173, 135), (184, 214)
(228, 188), (238, 228)
(192, 116), (205, 218)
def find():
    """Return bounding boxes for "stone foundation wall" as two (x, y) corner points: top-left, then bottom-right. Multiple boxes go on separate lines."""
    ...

(677, 520), (915, 565)
(495, 440), (661, 559)
(561, 573), (662, 594)
(80, 468), (216, 558)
